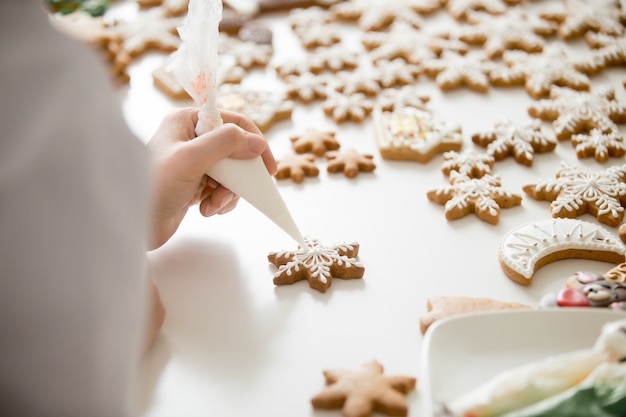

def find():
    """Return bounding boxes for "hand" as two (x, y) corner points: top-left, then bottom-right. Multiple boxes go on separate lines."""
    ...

(147, 108), (277, 250)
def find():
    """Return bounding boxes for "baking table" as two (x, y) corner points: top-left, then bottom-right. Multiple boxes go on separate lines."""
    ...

(109, 2), (626, 416)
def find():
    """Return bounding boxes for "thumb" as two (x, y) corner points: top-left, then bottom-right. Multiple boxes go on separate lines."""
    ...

(182, 123), (267, 177)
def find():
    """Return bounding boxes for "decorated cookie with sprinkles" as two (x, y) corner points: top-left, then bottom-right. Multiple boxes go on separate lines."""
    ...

(426, 171), (522, 224)
(571, 128), (626, 163)
(459, 7), (559, 58)
(523, 162), (626, 227)
(440, 149), (495, 179)
(471, 119), (557, 166)
(326, 149), (376, 178)
(422, 50), (495, 93)
(216, 85), (293, 132)
(275, 153), (320, 183)
(268, 236), (365, 293)
(499, 218), (626, 285)
(527, 86), (626, 141)
(373, 107), (463, 163)
(331, 0), (426, 31)
(489, 45), (591, 99)
(539, 0), (624, 40)
(311, 360), (416, 417)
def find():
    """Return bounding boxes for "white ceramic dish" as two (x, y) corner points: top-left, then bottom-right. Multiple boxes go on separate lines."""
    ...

(420, 308), (626, 416)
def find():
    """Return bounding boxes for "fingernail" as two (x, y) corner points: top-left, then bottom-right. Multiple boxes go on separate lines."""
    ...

(247, 134), (266, 153)
(219, 193), (233, 209)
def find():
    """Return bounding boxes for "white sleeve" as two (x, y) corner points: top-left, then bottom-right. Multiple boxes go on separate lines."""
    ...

(0, 3), (151, 416)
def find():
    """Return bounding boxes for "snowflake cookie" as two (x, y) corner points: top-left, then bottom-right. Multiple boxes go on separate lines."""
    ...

(539, 0), (624, 40)
(275, 153), (320, 183)
(427, 171), (522, 224)
(471, 119), (557, 166)
(323, 92), (375, 123)
(326, 149), (376, 178)
(523, 162), (626, 227)
(575, 33), (626, 75)
(267, 237), (365, 292)
(527, 86), (626, 141)
(311, 360), (416, 417)
(440, 150), (495, 178)
(489, 45), (591, 99)
(422, 50), (495, 93)
(444, 0), (520, 21)
(571, 128), (626, 163)
(290, 128), (341, 156)
(331, 0), (426, 31)
(373, 107), (463, 163)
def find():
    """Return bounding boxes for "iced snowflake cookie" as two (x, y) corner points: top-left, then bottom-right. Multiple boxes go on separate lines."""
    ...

(323, 92), (375, 123)
(575, 33), (626, 75)
(523, 162), (626, 227)
(489, 45), (591, 99)
(471, 119), (557, 166)
(539, 0), (624, 40)
(219, 33), (273, 69)
(427, 171), (522, 224)
(216, 85), (293, 132)
(422, 50), (495, 93)
(290, 128), (340, 156)
(275, 153), (320, 183)
(527, 86), (626, 141)
(419, 296), (531, 334)
(284, 72), (331, 103)
(373, 107), (463, 163)
(440, 150), (495, 179)
(267, 236), (364, 292)
(331, 0), (426, 31)
(311, 360), (416, 417)
(459, 7), (559, 58)
(498, 218), (626, 285)
(373, 59), (421, 88)
(308, 45), (360, 73)
(571, 128), (626, 163)
(326, 149), (376, 178)
(258, 0), (343, 12)
(444, 0), (520, 21)
(376, 85), (430, 112)
(361, 21), (439, 65)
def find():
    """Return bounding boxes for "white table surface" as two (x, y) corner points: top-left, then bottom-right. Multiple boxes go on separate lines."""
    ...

(110, 2), (626, 416)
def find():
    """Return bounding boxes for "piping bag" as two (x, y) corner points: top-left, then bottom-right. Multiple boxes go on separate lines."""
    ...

(169, 0), (307, 248)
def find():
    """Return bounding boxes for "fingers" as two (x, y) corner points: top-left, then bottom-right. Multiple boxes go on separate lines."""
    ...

(149, 108), (199, 146)
(199, 185), (240, 217)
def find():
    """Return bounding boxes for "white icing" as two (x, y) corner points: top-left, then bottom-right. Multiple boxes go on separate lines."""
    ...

(594, 318), (626, 362)
(499, 218), (626, 280)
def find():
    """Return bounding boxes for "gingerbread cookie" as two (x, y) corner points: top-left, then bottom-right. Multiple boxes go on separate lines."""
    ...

(575, 32), (626, 75)
(258, 0), (342, 12)
(216, 85), (293, 132)
(444, 0), (515, 21)
(440, 150), (495, 179)
(459, 7), (558, 58)
(334, 69), (382, 97)
(308, 45), (360, 73)
(471, 119), (557, 166)
(268, 236), (364, 292)
(293, 23), (343, 49)
(237, 21), (273, 45)
(422, 50), (495, 93)
(290, 129), (340, 156)
(275, 153), (320, 183)
(373, 59), (421, 88)
(539, 0), (624, 40)
(284, 72), (331, 103)
(323, 92), (375, 124)
(499, 218), (626, 285)
(373, 107), (463, 163)
(527, 86), (626, 141)
(420, 296), (531, 334)
(361, 21), (438, 65)
(522, 162), (626, 227)
(326, 149), (376, 178)
(489, 45), (591, 99)
(108, 8), (183, 57)
(219, 33), (273, 69)
(311, 360), (416, 417)
(620, 223), (626, 244)
(331, 0), (425, 31)
(376, 85), (430, 112)
(571, 128), (626, 163)
(427, 171), (522, 224)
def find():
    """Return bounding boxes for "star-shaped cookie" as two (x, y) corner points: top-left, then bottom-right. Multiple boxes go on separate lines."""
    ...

(275, 153), (320, 183)
(471, 119), (557, 166)
(326, 149), (376, 178)
(571, 128), (626, 163)
(539, 0), (624, 40)
(422, 50), (495, 93)
(290, 129), (341, 156)
(268, 237), (364, 292)
(527, 86), (626, 141)
(311, 360), (416, 417)
(523, 162), (626, 227)
(427, 172), (522, 224)
(440, 150), (495, 178)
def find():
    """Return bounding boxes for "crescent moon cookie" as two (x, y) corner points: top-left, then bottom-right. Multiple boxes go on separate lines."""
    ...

(522, 162), (626, 227)
(498, 218), (626, 285)
(268, 237), (364, 293)
(373, 106), (463, 163)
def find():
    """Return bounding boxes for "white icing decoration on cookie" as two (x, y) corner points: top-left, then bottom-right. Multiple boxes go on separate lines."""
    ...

(500, 218), (626, 281)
